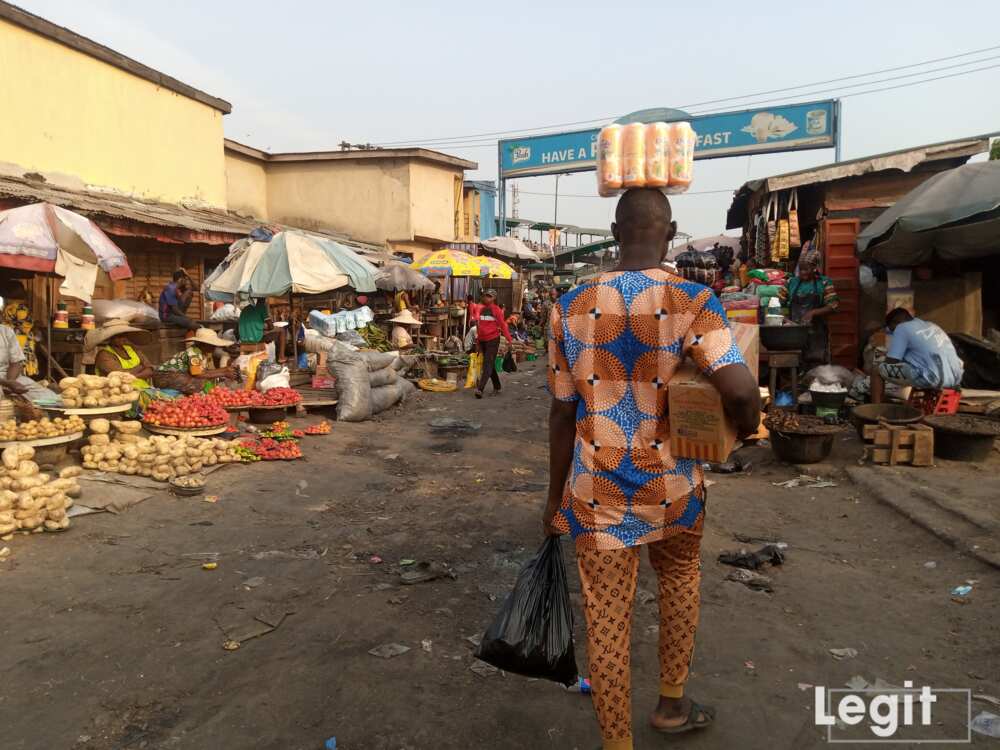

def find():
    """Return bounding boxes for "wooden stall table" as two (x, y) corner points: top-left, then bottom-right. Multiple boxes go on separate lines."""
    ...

(44, 402), (133, 425)
(0, 430), (84, 467)
(761, 347), (801, 405)
(35, 327), (86, 378)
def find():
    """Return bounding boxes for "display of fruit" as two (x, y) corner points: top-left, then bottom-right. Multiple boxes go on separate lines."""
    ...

(82, 428), (242, 481)
(238, 437), (302, 461)
(303, 421), (331, 435)
(172, 474), (206, 489)
(0, 415), (85, 442)
(143, 395), (228, 428)
(257, 421), (304, 441)
(59, 372), (138, 409)
(208, 387), (302, 408)
(0, 446), (79, 534)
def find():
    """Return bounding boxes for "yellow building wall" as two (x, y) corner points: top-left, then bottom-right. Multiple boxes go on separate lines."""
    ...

(0, 19), (227, 207)
(225, 151), (268, 218)
(264, 158), (412, 243)
(409, 162), (461, 243)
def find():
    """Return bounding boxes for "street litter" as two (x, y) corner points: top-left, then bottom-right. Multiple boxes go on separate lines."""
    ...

(429, 417), (481, 434)
(421, 639), (433, 653)
(202, 562), (218, 571)
(294, 480), (309, 497)
(242, 576), (264, 589)
(704, 457), (752, 474)
(399, 559), (416, 566)
(469, 659), (500, 678)
(744, 660), (755, 670)
(797, 682), (814, 692)
(325, 738), (337, 750)
(512, 467), (534, 476)
(975, 694), (1000, 708)
(772, 475), (837, 489)
(951, 584), (973, 597)
(565, 676), (592, 694)
(400, 561), (455, 585)
(369, 555), (383, 564)
(718, 544), (785, 570)
(368, 643), (410, 659)
(971, 712), (1000, 738)
(923, 561), (937, 569)
(203, 495), (219, 503)
(222, 640), (240, 651)
(726, 568), (773, 592)
(0, 546), (10, 560)
(829, 647), (858, 660)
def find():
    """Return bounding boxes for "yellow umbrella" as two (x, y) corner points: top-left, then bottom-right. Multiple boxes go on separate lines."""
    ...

(479, 256), (516, 279)
(411, 249), (486, 277)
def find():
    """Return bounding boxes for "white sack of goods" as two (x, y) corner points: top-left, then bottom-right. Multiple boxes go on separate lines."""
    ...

(597, 121), (696, 197)
(0, 446), (77, 535)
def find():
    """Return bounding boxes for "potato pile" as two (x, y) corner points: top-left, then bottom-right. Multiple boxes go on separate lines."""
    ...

(0, 414), (85, 442)
(59, 372), (140, 409)
(81, 419), (242, 482)
(0, 445), (80, 535)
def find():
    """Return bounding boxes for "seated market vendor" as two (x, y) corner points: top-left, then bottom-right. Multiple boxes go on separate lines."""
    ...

(778, 248), (839, 364)
(88, 318), (169, 415)
(238, 298), (287, 363)
(879, 308), (963, 390)
(0, 320), (28, 396)
(389, 309), (421, 350)
(153, 328), (237, 395)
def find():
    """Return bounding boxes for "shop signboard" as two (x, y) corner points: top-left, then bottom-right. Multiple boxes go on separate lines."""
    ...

(498, 100), (838, 178)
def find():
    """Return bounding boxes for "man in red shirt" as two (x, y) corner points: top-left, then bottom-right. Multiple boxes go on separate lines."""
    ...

(474, 289), (512, 398)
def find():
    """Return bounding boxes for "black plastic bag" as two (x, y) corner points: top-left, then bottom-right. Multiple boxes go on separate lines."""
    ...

(474, 536), (578, 686)
(502, 351), (517, 373)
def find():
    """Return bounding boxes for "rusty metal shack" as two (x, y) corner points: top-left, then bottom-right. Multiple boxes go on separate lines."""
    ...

(726, 135), (991, 368)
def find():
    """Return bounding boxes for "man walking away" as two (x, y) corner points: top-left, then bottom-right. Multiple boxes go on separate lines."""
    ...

(159, 270), (199, 331)
(544, 188), (760, 749)
(474, 289), (512, 399)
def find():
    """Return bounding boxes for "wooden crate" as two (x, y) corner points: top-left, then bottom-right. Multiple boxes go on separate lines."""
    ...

(862, 421), (934, 466)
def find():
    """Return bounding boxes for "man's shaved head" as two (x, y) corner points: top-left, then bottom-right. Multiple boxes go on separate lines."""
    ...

(611, 188), (677, 267)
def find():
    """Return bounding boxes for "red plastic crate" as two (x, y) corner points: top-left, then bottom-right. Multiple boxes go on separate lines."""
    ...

(907, 388), (961, 415)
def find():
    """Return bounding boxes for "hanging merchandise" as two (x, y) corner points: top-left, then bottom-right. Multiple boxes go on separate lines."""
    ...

(753, 211), (767, 265)
(788, 189), (801, 249)
(776, 195), (791, 260)
(596, 121), (696, 196)
(766, 194), (778, 261)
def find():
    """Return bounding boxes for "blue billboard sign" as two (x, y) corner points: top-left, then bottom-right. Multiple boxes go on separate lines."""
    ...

(499, 100), (839, 178)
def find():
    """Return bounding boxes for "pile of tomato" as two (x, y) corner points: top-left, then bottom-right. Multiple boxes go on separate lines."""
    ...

(304, 421), (331, 435)
(238, 436), (303, 461)
(144, 394), (228, 428)
(208, 387), (302, 409)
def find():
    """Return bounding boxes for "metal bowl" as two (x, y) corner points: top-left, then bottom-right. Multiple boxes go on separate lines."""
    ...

(760, 324), (810, 352)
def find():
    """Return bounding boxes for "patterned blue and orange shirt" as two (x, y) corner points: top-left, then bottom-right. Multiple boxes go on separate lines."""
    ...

(547, 268), (744, 550)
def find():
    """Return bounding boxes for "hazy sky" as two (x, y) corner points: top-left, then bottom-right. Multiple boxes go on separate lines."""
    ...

(17, 0), (1000, 238)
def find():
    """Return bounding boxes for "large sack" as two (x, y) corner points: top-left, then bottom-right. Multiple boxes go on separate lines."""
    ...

(92, 299), (159, 327)
(369, 367), (398, 388)
(370, 377), (414, 415)
(328, 347), (371, 422)
(360, 351), (398, 372)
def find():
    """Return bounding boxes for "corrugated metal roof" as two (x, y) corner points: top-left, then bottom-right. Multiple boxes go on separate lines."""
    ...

(0, 173), (385, 255)
(726, 134), (993, 229)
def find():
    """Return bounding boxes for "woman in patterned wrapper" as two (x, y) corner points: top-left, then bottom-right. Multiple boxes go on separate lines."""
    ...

(544, 189), (760, 748)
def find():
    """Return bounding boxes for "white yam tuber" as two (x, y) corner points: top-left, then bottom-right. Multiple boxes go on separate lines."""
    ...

(59, 467), (82, 479)
(90, 418), (111, 434)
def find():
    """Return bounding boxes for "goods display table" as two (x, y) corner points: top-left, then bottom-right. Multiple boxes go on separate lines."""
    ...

(0, 430), (84, 466)
(142, 423), (228, 438)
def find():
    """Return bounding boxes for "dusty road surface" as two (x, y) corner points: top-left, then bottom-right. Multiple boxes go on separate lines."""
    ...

(2, 363), (998, 749)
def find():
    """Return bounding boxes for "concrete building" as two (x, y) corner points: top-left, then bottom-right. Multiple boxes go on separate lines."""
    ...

(224, 141), (478, 260)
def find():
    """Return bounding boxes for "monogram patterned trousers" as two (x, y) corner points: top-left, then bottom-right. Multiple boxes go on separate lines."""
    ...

(576, 525), (703, 750)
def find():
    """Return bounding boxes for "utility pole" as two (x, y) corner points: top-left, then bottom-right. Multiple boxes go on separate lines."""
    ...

(551, 173), (561, 280)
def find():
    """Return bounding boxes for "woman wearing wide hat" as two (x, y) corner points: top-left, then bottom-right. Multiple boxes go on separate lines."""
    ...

(389, 309), (422, 351)
(153, 327), (237, 395)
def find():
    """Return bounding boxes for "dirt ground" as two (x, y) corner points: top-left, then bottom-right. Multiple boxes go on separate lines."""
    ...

(2, 363), (998, 750)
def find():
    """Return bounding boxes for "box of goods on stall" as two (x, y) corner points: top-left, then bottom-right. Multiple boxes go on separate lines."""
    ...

(667, 323), (760, 462)
(726, 308), (759, 324)
(887, 288), (915, 315)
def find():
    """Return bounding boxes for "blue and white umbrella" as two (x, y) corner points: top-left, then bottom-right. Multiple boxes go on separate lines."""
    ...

(204, 230), (380, 301)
